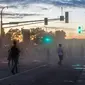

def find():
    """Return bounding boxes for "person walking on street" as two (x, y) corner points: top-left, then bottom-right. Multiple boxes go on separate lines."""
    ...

(8, 40), (20, 75)
(7, 49), (14, 68)
(57, 44), (64, 65)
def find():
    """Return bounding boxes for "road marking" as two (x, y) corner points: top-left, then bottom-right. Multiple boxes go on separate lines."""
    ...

(0, 64), (47, 81)
(1, 61), (8, 63)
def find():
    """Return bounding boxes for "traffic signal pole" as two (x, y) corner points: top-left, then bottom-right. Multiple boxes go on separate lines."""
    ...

(0, 8), (4, 47)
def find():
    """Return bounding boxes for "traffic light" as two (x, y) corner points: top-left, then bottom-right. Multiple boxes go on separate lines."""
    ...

(44, 18), (48, 25)
(41, 35), (53, 44)
(60, 16), (64, 21)
(77, 26), (82, 34)
(65, 12), (69, 23)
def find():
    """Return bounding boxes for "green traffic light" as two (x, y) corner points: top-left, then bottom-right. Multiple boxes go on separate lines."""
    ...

(78, 26), (82, 34)
(45, 38), (51, 42)
(41, 35), (53, 44)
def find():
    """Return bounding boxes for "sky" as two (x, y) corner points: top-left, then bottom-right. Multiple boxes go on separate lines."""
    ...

(0, 0), (85, 38)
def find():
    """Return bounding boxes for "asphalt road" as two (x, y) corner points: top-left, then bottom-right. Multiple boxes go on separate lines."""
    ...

(0, 57), (85, 85)
(0, 59), (47, 79)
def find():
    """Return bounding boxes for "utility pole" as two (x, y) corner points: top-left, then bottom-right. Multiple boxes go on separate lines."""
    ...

(61, 7), (63, 16)
(0, 6), (8, 47)
(60, 7), (64, 21)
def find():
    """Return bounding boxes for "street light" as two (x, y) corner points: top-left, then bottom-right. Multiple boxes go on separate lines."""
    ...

(0, 6), (8, 36)
(0, 6), (8, 47)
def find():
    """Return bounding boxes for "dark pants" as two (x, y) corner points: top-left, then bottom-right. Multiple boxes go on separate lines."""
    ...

(11, 58), (18, 74)
(58, 55), (63, 65)
(8, 59), (14, 67)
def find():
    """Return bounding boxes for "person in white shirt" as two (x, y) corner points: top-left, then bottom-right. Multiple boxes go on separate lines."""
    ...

(57, 44), (63, 65)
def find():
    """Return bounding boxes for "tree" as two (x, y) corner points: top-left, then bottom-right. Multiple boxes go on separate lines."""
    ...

(5, 32), (11, 44)
(6, 28), (23, 42)
(30, 27), (45, 36)
(30, 27), (45, 44)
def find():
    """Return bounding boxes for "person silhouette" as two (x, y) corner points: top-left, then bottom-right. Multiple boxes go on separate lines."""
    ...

(7, 48), (14, 68)
(8, 40), (20, 74)
(57, 44), (63, 65)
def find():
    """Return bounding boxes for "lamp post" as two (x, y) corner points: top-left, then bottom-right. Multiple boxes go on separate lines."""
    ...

(61, 7), (63, 16)
(0, 6), (8, 36)
(0, 6), (8, 47)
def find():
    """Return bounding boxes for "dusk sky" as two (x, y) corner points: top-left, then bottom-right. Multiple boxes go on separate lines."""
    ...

(0, 0), (85, 38)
